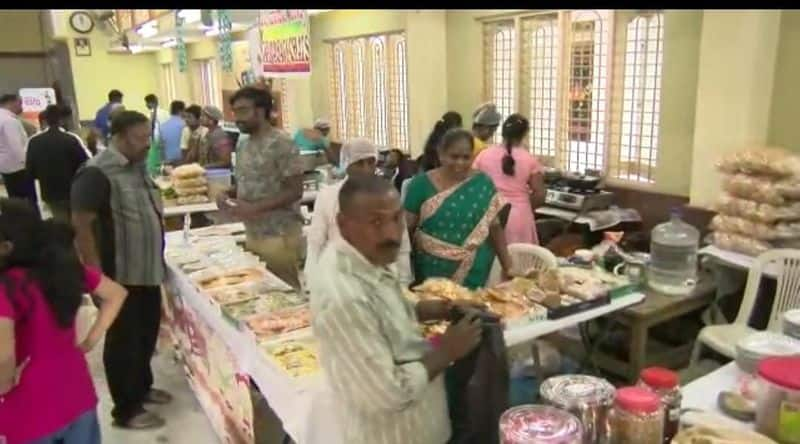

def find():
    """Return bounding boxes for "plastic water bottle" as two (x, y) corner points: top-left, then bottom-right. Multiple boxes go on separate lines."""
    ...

(648, 209), (699, 295)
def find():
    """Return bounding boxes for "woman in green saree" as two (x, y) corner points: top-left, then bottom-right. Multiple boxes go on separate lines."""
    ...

(404, 128), (512, 289)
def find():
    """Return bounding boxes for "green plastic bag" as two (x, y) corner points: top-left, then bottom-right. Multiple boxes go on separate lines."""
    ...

(146, 138), (162, 177)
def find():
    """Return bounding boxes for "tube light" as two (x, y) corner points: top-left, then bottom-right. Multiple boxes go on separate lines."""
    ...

(161, 39), (177, 48)
(178, 9), (201, 24)
(137, 23), (158, 39)
(204, 27), (220, 37)
(129, 44), (144, 54)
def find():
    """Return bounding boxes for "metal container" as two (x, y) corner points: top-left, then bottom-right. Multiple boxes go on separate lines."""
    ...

(540, 375), (616, 444)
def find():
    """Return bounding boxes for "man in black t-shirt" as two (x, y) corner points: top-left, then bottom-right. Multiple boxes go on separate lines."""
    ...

(25, 105), (88, 223)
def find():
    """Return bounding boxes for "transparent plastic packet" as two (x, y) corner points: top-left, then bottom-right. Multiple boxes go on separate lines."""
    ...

(721, 174), (787, 206)
(714, 194), (800, 223)
(711, 214), (800, 240)
(717, 146), (800, 178)
(710, 231), (773, 256)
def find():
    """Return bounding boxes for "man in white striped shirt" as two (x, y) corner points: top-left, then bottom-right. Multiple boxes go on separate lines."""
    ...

(309, 175), (482, 444)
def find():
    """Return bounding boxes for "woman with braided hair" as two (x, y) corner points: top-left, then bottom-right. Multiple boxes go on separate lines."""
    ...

(473, 113), (546, 245)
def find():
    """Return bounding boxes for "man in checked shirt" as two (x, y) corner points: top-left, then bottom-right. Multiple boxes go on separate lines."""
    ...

(308, 175), (483, 444)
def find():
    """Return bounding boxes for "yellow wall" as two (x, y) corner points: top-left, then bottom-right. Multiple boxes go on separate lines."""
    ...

(689, 10), (781, 208)
(768, 10), (800, 151)
(650, 11), (704, 197)
(0, 10), (45, 52)
(46, 10), (159, 120)
(26, 9), (800, 201)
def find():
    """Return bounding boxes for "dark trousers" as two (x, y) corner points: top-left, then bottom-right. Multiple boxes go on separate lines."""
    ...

(46, 200), (71, 224)
(103, 285), (162, 422)
(2, 169), (37, 206)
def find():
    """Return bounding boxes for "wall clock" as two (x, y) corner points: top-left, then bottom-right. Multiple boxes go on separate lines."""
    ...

(69, 11), (95, 34)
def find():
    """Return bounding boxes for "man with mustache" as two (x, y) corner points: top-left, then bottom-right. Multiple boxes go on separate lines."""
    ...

(309, 175), (483, 444)
(219, 86), (303, 288)
(71, 110), (171, 429)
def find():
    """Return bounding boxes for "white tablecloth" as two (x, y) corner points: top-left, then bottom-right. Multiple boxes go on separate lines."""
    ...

(164, 228), (647, 443)
(681, 362), (754, 430)
(164, 265), (344, 444)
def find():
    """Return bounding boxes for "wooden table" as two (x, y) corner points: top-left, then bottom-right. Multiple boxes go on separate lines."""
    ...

(552, 276), (716, 382)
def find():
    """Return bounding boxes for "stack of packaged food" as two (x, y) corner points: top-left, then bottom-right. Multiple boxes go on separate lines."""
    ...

(171, 163), (210, 205)
(711, 147), (800, 256)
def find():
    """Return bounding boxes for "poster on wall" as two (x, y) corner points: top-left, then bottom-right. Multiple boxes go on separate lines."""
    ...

(254, 10), (311, 77)
(18, 88), (56, 129)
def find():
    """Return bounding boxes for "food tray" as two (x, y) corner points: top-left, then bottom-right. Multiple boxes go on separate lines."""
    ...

(246, 305), (311, 339)
(190, 267), (267, 291)
(205, 285), (260, 307)
(221, 290), (307, 326)
(546, 294), (610, 320)
(258, 334), (320, 380)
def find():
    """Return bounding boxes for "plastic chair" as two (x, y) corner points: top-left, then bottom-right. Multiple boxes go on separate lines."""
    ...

(487, 243), (558, 287)
(690, 249), (800, 365)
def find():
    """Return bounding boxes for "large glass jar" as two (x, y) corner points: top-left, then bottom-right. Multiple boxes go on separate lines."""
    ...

(540, 375), (616, 444)
(637, 367), (681, 443)
(499, 405), (584, 444)
(755, 357), (800, 444)
(610, 387), (664, 444)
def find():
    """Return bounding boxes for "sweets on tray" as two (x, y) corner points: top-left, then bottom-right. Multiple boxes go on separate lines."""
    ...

(413, 278), (478, 302)
(205, 286), (259, 306)
(260, 338), (320, 379)
(247, 306), (311, 338)
(221, 290), (307, 321)
(193, 267), (266, 290)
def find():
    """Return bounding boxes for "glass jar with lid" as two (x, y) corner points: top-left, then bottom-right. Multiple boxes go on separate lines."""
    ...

(637, 367), (681, 443)
(610, 387), (664, 444)
(499, 405), (583, 444)
(540, 375), (616, 443)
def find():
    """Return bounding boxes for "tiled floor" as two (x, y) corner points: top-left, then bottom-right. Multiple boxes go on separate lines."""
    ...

(87, 339), (219, 443)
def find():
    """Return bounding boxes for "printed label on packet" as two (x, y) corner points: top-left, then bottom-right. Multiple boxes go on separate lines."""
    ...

(779, 400), (800, 444)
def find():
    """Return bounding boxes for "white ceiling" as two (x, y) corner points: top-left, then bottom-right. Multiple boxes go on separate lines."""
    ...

(115, 10), (332, 54)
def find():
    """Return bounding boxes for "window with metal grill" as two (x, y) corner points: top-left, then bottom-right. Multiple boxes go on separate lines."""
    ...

(482, 10), (664, 184)
(484, 21), (516, 144)
(327, 32), (410, 150)
(613, 13), (664, 183)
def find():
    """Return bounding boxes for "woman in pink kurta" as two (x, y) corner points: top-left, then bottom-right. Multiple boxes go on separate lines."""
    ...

(473, 114), (546, 245)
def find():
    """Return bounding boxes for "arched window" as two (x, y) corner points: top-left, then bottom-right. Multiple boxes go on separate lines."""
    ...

(615, 13), (664, 183)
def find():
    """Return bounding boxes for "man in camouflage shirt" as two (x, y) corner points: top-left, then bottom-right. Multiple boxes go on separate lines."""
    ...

(219, 87), (304, 287)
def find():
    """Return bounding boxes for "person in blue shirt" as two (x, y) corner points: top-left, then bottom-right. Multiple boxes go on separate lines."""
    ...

(158, 101), (186, 166)
(93, 89), (123, 142)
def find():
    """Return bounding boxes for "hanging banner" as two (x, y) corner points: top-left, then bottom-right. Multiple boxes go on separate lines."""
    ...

(218, 9), (234, 73)
(18, 88), (57, 129)
(255, 10), (311, 77)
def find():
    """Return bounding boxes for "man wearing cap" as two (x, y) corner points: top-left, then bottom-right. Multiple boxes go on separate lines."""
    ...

(198, 105), (233, 169)
(471, 103), (502, 158)
(305, 138), (413, 286)
(293, 118), (331, 168)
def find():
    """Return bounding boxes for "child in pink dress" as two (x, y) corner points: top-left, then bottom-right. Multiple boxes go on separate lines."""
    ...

(473, 114), (545, 245)
(0, 199), (127, 444)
